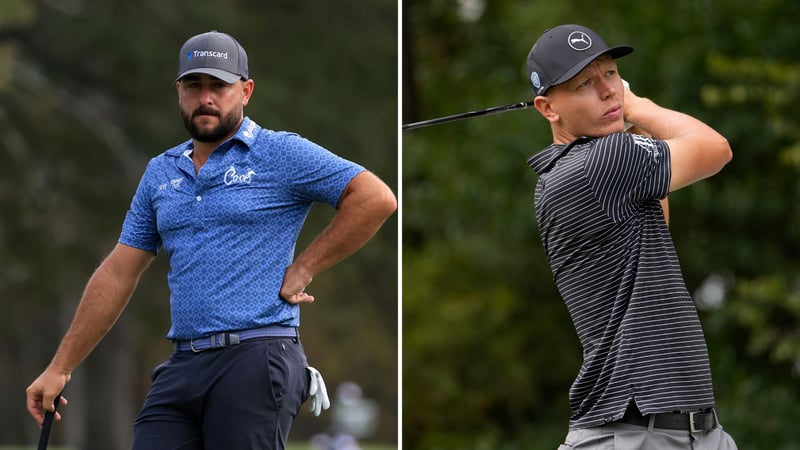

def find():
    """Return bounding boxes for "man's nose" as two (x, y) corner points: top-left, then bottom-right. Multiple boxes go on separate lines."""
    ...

(198, 86), (215, 104)
(599, 77), (618, 99)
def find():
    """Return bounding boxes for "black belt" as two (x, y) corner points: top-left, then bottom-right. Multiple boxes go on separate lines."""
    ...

(174, 325), (298, 352)
(618, 403), (718, 433)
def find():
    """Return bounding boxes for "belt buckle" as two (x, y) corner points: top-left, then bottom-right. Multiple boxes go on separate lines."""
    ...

(188, 332), (241, 352)
(689, 410), (712, 433)
(189, 337), (208, 353)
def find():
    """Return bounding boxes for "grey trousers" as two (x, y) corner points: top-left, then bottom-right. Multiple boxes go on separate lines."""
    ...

(557, 417), (738, 450)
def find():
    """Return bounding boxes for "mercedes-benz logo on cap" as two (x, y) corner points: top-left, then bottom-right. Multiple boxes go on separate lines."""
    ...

(568, 31), (592, 51)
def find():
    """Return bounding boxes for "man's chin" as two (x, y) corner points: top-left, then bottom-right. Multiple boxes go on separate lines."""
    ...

(601, 123), (627, 136)
(189, 126), (222, 142)
(193, 132), (227, 143)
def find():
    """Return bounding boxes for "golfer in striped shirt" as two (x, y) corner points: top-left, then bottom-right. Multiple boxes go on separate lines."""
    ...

(527, 25), (737, 449)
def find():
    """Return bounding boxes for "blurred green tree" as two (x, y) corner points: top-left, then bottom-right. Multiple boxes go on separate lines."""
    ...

(403, 0), (800, 449)
(1, 0), (397, 448)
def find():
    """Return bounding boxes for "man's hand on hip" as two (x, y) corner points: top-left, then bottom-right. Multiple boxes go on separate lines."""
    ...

(280, 263), (315, 304)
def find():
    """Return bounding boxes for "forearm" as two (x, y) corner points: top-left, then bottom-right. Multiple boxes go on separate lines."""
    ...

(49, 245), (152, 375)
(624, 94), (720, 142)
(293, 172), (397, 277)
(27, 244), (153, 423)
(281, 171), (396, 303)
(49, 268), (135, 374)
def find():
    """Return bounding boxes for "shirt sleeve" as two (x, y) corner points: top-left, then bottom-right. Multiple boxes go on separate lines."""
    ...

(118, 158), (162, 253)
(585, 133), (671, 223)
(273, 133), (366, 208)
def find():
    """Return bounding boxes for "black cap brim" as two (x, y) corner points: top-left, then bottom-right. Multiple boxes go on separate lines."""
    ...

(175, 68), (243, 84)
(550, 45), (634, 88)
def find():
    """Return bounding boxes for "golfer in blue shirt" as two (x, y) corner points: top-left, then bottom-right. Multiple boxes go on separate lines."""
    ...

(26, 30), (397, 449)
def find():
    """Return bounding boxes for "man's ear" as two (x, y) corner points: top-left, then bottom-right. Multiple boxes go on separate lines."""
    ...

(533, 95), (559, 124)
(241, 79), (255, 106)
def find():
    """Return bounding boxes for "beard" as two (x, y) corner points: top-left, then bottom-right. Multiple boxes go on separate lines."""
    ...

(181, 105), (242, 143)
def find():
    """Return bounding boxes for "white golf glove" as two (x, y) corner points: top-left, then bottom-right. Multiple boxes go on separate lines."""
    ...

(306, 366), (330, 416)
(621, 79), (633, 131)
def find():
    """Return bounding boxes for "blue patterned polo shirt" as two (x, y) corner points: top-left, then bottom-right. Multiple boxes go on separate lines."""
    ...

(119, 117), (365, 340)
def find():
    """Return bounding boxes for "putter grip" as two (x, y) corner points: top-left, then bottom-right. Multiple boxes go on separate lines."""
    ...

(38, 393), (62, 450)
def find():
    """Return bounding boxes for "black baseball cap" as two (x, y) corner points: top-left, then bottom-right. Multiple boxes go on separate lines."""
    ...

(176, 31), (249, 83)
(526, 24), (633, 96)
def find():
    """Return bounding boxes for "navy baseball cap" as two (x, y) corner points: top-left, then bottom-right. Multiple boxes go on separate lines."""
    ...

(176, 31), (249, 83)
(526, 24), (633, 96)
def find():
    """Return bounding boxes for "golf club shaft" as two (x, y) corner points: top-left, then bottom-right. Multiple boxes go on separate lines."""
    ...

(38, 393), (62, 450)
(403, 100), (534, 130)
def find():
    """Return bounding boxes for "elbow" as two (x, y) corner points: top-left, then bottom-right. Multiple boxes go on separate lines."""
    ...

(357, 183), (397, 220)
(369, 174), (397, 217)
(379, 187), (398, 217)
(339, 171), (397, 218)
(719, 135), (732, 165)
(716, 135), (733, 172)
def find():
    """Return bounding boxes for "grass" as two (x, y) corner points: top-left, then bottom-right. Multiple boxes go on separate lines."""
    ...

(0, 448), (72, 450)
(0, 443), (396, 450)
(287, 443), (397, 450)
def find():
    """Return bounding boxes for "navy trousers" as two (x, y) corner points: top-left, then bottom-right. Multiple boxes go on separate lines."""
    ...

(132, 337), (309, 450)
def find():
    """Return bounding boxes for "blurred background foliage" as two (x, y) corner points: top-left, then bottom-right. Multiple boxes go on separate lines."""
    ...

(403, 0), (800, 449)
(0, 0), (397, 448)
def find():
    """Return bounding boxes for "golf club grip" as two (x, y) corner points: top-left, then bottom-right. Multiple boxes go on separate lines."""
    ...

(38, 393), (62, 450)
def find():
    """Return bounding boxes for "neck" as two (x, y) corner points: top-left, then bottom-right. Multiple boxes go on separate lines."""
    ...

(552, 128), (578, 145)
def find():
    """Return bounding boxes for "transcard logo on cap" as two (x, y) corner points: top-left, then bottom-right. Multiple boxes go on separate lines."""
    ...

(187, 50), (229, 61)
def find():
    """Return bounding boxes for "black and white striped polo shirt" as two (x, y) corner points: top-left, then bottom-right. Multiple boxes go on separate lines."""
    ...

(528, 133), (716, 430)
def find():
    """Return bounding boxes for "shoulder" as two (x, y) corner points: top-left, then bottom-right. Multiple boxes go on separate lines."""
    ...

(133, 142), (190, 188)
(227, 117), (314, 154)
(593, 132), (666, 153)
(528, 138), (593, 175)
(150, 140), (191, 165)
(247, 127), (319, 155)
(587, 133), (668, 165)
